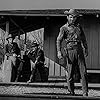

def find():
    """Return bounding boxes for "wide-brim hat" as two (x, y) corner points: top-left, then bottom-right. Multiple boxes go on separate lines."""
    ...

(64, 9), (81, 17)
(6, 34), (13, 40)
(31, 42), (39, 47)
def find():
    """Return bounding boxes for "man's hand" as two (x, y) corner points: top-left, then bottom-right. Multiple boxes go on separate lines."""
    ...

(13, 53), (17, 57)
(27, 80), (31, 83)
(85, 49), (88, 57)
(57, 51), (63, 59)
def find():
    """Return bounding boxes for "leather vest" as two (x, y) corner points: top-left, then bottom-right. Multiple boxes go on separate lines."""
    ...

(64, 24), (81, 49)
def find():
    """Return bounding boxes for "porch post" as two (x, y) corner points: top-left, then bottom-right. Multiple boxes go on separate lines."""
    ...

(4, 21), (9, 50)
(24, 32), (27, 55)
(5, 21), (9, 41)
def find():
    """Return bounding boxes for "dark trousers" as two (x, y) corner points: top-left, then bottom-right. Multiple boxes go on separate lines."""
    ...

(30, 63), (48, 82)
(65, 48), (88, 94)
(11, 57), (20, 82)
(30, 63), (43, 82)
(11, 64), (17, 82)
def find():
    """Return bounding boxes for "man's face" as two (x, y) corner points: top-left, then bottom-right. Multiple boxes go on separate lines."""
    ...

(8, 38), (12, 44)
(32, 46), (38, 51)
(67, 15), (77, 25)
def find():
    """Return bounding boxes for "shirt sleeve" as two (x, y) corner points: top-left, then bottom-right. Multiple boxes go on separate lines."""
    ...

(56, 27), (65, 52)
(5, 44), (8, 54)
(80, 26), (88, 50)
(36, 49), (45, 63)
(13, 43), (21, 55)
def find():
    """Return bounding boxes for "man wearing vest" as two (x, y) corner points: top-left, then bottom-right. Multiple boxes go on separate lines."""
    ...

(56, 9), (88, 96)
(4, 34), (21, 82)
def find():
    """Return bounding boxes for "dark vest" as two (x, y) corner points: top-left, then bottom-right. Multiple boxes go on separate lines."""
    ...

(28, 48), (45, 63)
(63, 24), (82, 49)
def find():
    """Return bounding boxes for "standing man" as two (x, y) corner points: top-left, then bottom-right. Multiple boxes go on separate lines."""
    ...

(5, 34), (21, 82)
(11, 41), (21, 82)
(56, 9), (88, 96)
(2, 34), (13, 82)
(3, 34), (21, 82)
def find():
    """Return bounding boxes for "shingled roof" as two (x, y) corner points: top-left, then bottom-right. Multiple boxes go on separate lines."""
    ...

(0, 9), (99, 37)
(0, 9), (99, 16)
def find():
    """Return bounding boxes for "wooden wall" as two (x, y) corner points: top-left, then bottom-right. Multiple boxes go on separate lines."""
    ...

(81, 15), (100, 70)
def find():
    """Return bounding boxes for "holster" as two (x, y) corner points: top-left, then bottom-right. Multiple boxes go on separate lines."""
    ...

(64, 47), (72, 64)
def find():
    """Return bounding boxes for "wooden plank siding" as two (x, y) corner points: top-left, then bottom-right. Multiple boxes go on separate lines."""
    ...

(81, 15), (100, 69)
(44, 17), (67, 77)
(44, 15), (100, 78)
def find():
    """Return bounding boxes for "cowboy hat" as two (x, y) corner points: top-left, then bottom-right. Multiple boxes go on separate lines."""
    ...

(64, 9), (81, 17)
(31, 41), (39, 47)
(6, 34), (13, 40)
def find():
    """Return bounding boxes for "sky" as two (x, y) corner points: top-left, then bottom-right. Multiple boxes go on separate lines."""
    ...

(0, 0), (99, 10)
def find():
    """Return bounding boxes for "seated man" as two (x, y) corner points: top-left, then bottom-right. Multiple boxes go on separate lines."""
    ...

(27, 42), (46, 82)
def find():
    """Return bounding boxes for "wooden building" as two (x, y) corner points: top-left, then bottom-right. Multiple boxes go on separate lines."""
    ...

(0, 9), (100, 79)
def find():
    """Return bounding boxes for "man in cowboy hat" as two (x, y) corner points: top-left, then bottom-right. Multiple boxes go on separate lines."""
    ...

(4, 34), (21, 82)
(56, 9), (88, 96)
(27, 41), (45, 82)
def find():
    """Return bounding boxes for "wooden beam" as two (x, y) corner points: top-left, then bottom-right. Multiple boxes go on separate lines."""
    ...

(9, 17), (25, 35)
(6, 21), (9, 37)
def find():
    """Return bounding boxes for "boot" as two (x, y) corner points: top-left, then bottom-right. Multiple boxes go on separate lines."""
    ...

(27, 69), (36, 83)
(83, 92), (88, 96)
